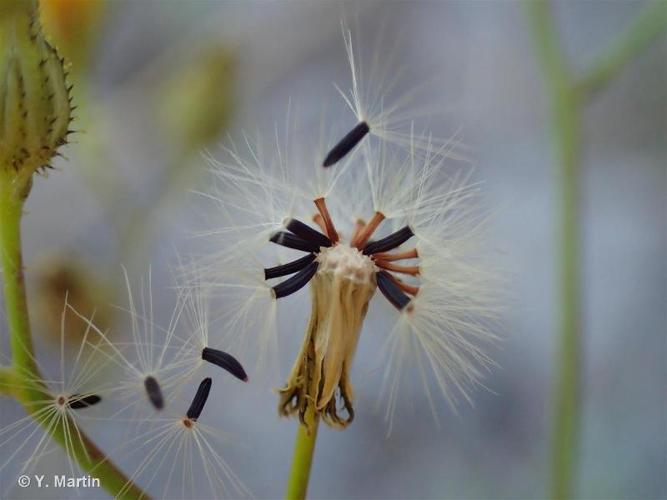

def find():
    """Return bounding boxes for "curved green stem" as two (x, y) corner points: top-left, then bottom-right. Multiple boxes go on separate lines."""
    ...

(0, 173), (147, 499)
(286, 409), (319, 500)
(575, 1), (667, 98)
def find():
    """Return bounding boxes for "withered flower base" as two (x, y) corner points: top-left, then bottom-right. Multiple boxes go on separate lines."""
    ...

(269, 198), (420, 431)
(279, 244), (377, 430)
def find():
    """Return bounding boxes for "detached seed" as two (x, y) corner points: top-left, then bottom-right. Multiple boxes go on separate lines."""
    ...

(186, 378), (212, 421)
(323, 121), (370, 167)
(202, 347), (248, 382)
(67, 394), (101, 409)
(144, 375), (164, 410)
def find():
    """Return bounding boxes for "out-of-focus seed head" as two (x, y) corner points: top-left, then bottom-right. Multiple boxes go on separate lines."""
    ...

(0, 0), (72, 189)
(33, 256), (112, 346)
(39, 0), (105, 69)
(159, 45), (236, 155)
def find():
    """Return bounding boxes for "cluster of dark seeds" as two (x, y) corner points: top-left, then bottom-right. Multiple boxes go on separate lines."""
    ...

(265, 119), (420, 311)
(363, 225), (418, 311)
(265, 212), (419, 311)
(140, 348), (247, 419)
(265, 218), (334, 299)
(261, 118), (378, 300)
(69, 347), (247, 423)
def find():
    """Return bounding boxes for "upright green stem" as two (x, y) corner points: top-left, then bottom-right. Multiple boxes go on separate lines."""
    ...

(550, 78), (582, 500)
(286, 408), (320, 500)
(524, 2), (581, 498)
(525, 1), (667, 498)
(0, 173), (146, 499)
(0, 179), (41, 383)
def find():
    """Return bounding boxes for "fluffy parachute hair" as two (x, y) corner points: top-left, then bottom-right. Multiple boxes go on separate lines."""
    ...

(196, 25), (501, 427)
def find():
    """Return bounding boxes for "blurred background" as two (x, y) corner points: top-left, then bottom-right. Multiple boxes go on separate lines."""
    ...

(1, 1), (665, 499)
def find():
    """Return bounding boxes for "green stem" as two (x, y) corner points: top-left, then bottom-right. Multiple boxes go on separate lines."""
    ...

(0, 173), (147, 499)
(0, 180), (41, 381)
(524, 2), (581, 498)
(525, 1), (667, 498)
(286, 409), (320, 500)
(550, 82), (582, 500)
(575, 1), (667, 98)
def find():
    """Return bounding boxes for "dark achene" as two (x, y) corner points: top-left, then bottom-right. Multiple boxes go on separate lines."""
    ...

(186, 378), (212, 421)
(144, 375), (164, 410)
(67, 394), (101, 409)
(201, 348), (248, 382)
(322, 121), (370, 167)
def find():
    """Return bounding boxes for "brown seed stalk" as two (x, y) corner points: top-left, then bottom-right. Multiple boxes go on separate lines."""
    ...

(352, 211), (385, 248)
(371, 248), (419, 262)
(350, 218), (366, 244)
(374, 260), (420, 276)
(312, 214), (327, 234)
(313, 197), (340, 244)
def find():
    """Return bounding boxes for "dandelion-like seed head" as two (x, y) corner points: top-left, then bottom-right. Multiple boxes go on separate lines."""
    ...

(201, 24), (500, 432)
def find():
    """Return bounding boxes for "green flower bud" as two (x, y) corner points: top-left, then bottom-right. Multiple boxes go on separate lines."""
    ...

(0, 1), (72, 180)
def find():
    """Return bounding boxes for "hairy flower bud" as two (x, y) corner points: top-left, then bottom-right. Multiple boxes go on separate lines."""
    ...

(0, 1), (72, 184)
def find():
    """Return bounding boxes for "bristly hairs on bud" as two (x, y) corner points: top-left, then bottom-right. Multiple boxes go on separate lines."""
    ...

(0, 0), (73, 197)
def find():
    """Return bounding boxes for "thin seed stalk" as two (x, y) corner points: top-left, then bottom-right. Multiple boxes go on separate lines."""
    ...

(0, 172), (146, 500)
(286, 407), (320, 500)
